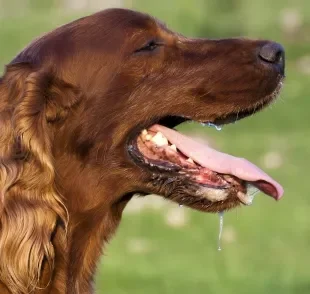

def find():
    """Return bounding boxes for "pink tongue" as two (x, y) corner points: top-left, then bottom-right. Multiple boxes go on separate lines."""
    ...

(150, 125), (284, 200)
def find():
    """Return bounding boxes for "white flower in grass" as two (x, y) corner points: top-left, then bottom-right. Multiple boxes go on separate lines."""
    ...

(262, 151), (283, 169)
(165, 206), (188, 228)
(127, 238), (152, 254)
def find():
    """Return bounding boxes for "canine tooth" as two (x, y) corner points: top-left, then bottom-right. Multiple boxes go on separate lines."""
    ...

(186, 158), (194, 163)
(142, 129), (148, 136)
(145, 134), (152, 141)
(237, 191), (252, 206)
(169, 144), (177, 151)
(151, 132), (168, 146)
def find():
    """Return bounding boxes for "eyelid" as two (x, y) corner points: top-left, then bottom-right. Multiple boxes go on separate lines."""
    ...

(143, 40), (164, 47)
(134, 40), (164, 53)
(155, 40), (165, 45)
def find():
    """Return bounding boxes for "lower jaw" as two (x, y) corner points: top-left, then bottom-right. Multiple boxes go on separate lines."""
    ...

(130, 155), (251, 210)
(129, 129), (261, 208)
(165, 186), (241, 213)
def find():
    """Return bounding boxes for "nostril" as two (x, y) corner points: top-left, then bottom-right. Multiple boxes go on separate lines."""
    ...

(274, 50), (283, 64)
(259, 42), (285, 64)
(259, 42), (285, 74)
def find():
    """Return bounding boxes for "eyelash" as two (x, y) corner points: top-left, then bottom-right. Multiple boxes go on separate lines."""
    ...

(135, 40), (162, 53)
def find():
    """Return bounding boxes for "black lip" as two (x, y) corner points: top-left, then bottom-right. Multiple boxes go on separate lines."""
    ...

(212, 107), (263, 125)
(127, 138), (182, 173)
(157, 116), (189, 129)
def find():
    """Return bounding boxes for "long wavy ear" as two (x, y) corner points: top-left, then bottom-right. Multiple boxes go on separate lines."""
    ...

(0, 64), (81, 293)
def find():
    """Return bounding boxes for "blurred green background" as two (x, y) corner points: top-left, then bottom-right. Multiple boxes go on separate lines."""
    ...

(1, 1), (309, 293)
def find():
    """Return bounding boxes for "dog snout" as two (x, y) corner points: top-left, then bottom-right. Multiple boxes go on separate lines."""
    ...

(258, 42), (285, 75)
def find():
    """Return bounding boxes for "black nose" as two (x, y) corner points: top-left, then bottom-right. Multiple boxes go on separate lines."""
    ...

(259, 42), (285, 74)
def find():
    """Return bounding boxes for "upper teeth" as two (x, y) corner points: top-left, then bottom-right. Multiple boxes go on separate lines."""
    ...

(145, 134), (152, 141)
(186, 158), (194, 163)
(169, 144), (177, 151)
(151, 132), (169, 146)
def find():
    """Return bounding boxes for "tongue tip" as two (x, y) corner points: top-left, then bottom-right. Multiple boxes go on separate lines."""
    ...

(269, 187), (284, 202)
(274, 188), (284, 201)
(252, 180), (284, 201)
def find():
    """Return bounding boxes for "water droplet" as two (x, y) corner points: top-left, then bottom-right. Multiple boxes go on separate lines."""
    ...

(247, 184), (260, 197)
(202, 122), (222, 131)
(245, 183), (260, 205)
(218, 211), (224, 251)
(179, 204), (183, 207)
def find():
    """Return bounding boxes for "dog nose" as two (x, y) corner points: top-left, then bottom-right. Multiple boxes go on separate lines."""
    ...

(259, 42), (285, 74)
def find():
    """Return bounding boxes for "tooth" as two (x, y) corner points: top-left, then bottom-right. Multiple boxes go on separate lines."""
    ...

(151, 132), (162, 144)
(142, 129), (148, 136)
(186, 157), (194, 163)
(237, 191), (252, 206)
(169, 144), (177, 151)
(151, 132), (168, 146)
(145, 134), (152, 141)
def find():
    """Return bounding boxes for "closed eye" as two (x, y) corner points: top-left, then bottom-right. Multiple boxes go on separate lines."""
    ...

(134, 40), (163, 54)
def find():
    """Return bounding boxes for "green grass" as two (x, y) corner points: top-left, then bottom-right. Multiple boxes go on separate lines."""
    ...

(1, 2), (310, 294)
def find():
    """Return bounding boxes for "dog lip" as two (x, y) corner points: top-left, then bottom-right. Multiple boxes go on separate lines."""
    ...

(212, 78), (284, 125)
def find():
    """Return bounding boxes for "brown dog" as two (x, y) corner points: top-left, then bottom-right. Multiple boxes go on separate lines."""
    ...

(0, 8), (284, 294)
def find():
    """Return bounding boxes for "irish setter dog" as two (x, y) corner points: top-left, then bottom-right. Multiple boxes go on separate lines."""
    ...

(0, 8), (284, 294)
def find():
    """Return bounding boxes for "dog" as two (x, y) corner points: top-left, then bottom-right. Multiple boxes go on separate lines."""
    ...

(0, 8), (284, 293)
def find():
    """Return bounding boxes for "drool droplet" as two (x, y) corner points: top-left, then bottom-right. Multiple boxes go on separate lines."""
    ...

(247, 184), (260, 197)
(179, 204), (183, 207)
(245, 183), (261, 205)
(218, 211), (224, 251)
(202, 122), (222, 131)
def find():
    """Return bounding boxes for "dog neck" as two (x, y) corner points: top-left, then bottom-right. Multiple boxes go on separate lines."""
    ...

(46, 159), (131, 294)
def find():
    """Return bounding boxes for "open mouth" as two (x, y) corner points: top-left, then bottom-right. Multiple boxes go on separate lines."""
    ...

(127, 83), (284, 209)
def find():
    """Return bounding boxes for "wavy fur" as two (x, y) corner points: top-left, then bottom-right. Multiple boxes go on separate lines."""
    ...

(0, 66), (72, 293)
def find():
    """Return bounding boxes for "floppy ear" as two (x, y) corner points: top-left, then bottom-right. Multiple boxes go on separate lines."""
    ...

(0, 64), (81, 293)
